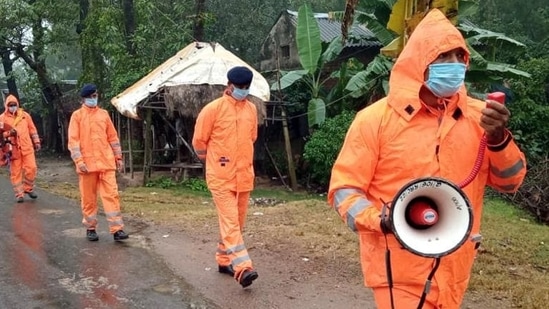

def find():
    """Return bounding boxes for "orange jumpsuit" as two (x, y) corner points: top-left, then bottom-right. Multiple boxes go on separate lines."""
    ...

(192, 91), (258, 279)
(328, 10), (527, 309)
(0, 95), (41, 198)
(68, 104), (124, 234)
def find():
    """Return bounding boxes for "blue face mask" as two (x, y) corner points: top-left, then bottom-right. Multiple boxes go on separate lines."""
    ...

(231, 86), (250, 101)
(84, 98), (98, 107)
(8, 106), (17, 114)
(425, 63), (467, 98)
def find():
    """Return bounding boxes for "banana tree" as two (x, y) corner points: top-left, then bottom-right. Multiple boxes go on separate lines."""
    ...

(271, 4), (344, 128)
(335, 0), (531, 100)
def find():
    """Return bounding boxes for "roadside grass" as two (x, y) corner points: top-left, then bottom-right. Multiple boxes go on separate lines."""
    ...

(37, 177), (548, 308)
(468, 198), (549, 308)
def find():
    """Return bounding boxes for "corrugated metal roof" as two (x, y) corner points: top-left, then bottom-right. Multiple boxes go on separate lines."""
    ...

(287, 10), (381, 48)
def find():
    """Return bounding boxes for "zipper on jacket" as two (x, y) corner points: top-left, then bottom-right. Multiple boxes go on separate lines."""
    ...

(435, 145), (440, 162)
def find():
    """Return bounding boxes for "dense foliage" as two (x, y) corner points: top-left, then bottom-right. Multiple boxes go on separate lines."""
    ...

(302, 110), (356, 187)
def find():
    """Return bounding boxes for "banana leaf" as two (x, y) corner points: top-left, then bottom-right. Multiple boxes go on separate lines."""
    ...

(271, 70), (309, 91)
(308, 98), (326, 127)
(297, 5), (322, 72)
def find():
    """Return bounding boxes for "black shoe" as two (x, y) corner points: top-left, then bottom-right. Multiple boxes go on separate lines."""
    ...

(16, 197), (24, 203)
(238, 269), (258, 288)
(113, 230), (129, 241)
(25, 191), (38, 199)
(87, 229), (99, 241)
(218, 265), (235, 276)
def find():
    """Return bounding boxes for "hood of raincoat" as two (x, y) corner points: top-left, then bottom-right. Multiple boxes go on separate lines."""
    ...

(387, 9), (470, 120)
(4, 94), (20, 112)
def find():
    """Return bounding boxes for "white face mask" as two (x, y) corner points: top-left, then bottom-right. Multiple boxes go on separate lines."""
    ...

(84, 98), (98, 107)
(8, 106), (17, 114)
(231, 86), (250, 101)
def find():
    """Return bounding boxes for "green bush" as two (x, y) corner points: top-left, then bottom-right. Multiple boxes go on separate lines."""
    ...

(181, 178), (209, 192)
(145, 176), (209, 192)
(510, 57), (549, 163)
(508, 98), (549, 162)
(303, 110), (356, 188)
(145, 176), (176, 189)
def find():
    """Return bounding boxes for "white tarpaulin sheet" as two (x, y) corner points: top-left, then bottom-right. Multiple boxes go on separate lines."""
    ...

(111, 42), (271, 119)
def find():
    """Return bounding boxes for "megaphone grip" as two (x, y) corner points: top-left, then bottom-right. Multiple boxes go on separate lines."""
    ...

(487, 92), (506, 105)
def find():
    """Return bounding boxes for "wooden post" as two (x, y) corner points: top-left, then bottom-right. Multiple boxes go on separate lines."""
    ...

(127, 117), (134, 179)
(143, 109), (153, 185)
(280, 104), (297, 191)
(274, 43), (298, 191)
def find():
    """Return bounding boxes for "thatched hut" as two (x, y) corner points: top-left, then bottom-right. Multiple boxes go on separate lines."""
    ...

(110, 42), (271, 184)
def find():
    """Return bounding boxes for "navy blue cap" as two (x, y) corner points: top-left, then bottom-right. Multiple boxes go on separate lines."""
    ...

(227, 66), (253, 85)
(80, 83), (97, 97)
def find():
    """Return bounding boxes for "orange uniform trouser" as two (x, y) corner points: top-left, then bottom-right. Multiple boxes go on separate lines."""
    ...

(373, 285), (440, 309)
(79, 170), (124, 234)
(10, 152), (37, 198)
(211, 190), (253, 278)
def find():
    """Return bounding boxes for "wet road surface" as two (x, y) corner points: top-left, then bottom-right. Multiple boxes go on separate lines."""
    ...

(0, 175), (218, 309)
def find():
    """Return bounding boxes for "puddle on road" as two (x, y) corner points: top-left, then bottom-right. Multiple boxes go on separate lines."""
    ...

(152, 280), (182, 295)
(38, 208), (66, 215)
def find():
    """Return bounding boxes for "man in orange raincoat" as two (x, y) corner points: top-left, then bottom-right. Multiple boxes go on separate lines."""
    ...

(68, 84), (129, 242)
(328, 9), (526, 309)
(0, 94), (41, 203)
(193, 66), (259, 288)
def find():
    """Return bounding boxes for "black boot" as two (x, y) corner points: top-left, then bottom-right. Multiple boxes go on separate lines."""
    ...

(86, 229), (99, 241)
(113, 230), (129, 241)
(238, 269), (258, 288)
(218, 264), (235, 276)
(25, 191), (38, 199)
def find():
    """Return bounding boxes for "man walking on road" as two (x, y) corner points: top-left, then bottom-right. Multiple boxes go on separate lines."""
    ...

(0, 94), (41, 203)
(68, 83), (129, 242)
(193, 66), (259, 288)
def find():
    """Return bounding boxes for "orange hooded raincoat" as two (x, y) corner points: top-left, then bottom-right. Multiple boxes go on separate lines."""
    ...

(0, 94), (41, 197)
(193, 90), (258, 280)
(328, 9), (526, 309)
(68, 104), (124, 234)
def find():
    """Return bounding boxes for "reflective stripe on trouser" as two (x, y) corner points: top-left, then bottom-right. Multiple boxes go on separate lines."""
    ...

(212, 190), (252, 277)
(373, 285), (440, 309)
(79, 171), (124, 234)
(9, 153), (37, 197)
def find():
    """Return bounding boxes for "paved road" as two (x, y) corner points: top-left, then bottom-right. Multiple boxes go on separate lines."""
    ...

(0, 175), (218, 309)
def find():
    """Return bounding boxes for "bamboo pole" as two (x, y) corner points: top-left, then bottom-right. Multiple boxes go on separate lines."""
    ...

(143, 109), (152, 185)
(274, 39), (298, 191)
(127, 117), (134, 178)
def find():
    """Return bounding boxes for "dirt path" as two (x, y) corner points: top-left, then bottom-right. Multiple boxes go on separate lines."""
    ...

(144, 221), (376, 309)
(33, 155), (512, 309)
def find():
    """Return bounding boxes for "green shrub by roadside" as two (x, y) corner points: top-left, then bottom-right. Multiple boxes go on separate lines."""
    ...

(303, 110), (356, 188)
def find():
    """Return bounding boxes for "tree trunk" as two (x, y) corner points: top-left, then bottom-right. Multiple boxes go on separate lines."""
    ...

(122, 0), (136, 55)
(77, 0), (89, 35)
(1, 47), (19, 97)
(193, 0), (207, 41)
(15, 19), (65, 152)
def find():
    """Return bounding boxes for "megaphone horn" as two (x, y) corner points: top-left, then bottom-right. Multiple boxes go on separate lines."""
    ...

(389, 177), (473, 258)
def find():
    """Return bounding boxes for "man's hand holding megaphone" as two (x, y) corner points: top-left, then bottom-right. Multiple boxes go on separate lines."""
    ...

(380, 204), (393, 234)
